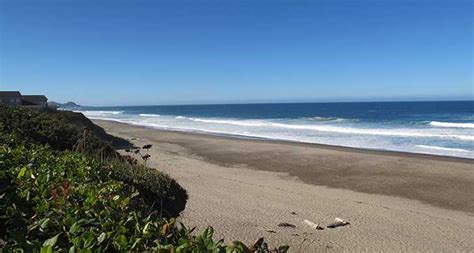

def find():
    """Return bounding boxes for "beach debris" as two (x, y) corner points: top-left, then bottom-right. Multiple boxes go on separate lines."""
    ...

(264, 229), (277, 233)
(290, 211), (297, 215)
(327, 217), (350, 228)
(278, 222), (296, 228)
(142, 144), (152, 150)
(303, 219), (324, 230)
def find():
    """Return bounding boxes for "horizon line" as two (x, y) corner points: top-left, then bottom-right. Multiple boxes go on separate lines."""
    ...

(78, 98), (474, 108)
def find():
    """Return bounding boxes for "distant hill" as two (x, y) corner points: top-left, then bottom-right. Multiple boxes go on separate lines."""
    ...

(49, 101), (81, 109)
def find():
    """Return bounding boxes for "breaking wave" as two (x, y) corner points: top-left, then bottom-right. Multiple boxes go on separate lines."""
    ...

(79, 110), (123, 116)
(75, 103), (474, 159)
(429, 121), (474, 129)
(139, 113), (160, 117)
(183, 117), (474, 141)
(416, 145), (469, 153)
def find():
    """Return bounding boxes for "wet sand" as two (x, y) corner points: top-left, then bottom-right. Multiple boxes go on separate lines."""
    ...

(94, 119), (474, 251)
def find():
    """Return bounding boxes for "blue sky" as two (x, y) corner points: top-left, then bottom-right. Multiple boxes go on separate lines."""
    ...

(1, 0), (472, 106)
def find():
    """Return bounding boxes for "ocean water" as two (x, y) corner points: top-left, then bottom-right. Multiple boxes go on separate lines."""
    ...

(76, 101), (474, 159)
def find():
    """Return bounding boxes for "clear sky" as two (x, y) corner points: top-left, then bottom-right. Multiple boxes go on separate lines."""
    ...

(0, 0), (472, 106)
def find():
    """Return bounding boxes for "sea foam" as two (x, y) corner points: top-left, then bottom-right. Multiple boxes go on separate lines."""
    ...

(430, 121), (474, 129)
(416, 145), (469, 153)
(80, 110), (123, 116)
(185, 117), (474, 141)
(139, 113), (160, 117)
(75, 102), (474, 159)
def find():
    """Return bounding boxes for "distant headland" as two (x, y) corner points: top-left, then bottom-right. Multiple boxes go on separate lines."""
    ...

(48, 100), (81, 109)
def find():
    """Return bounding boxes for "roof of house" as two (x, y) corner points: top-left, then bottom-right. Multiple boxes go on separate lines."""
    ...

(0, 91), (22, 97)
(22, 95), (48, 106)
(22, 95), (48, 101)
(22, 95), (48, 102)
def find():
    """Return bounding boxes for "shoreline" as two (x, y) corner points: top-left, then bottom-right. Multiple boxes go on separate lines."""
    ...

(93, 119), (474, 213)
(92, 118), (473, 163)
(93, 119), (474, 251)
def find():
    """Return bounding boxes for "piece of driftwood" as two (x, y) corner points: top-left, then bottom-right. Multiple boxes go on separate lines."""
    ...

(278, 222), (296, 228)
(264, 229), (277, 233)
(303, 219), (324, 230)
(327, 217), (350, 228)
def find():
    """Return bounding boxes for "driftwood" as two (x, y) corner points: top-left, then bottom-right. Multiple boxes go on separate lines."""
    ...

(327, 217), (350, 228)
(303, 219), (324, 230)
(278, 222), (296, 228)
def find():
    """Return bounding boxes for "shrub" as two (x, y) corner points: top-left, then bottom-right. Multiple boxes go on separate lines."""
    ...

(0, 105), (131, 152)
(107, 160), (187, 218)
(0, 144), (288, 252)
(0, 106), (289, 252)
(0, 106), (188, 217)
(0, 106), (112, 152)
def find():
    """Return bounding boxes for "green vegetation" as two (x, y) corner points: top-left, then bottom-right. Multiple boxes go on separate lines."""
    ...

(0, 106), (289, 252)
(0, 106), (188, 218)
(0, 105), (127, 153)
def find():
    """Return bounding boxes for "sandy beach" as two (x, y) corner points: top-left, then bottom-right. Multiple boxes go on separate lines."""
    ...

(94, 119), (474, 252)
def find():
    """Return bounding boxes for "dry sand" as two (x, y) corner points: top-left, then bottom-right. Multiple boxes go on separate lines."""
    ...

(94, 120), (474, 252)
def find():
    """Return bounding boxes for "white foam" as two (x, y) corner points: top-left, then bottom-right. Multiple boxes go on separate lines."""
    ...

(79, 110), (123, 116)
(81, 115), (474, 158)
(302, 116), (349, 122)
(430, 121), (474, 129)
(139, 113), (160, 117)
(189, 118), (268, 127)
(79, 111), (474, 159)
(271, 123), (474, 141)
(416, 145), (469, 153)
(184, 117), (474, 141)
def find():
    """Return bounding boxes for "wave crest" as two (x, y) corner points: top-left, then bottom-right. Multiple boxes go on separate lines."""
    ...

(416, 145), (469, 153)
(80, 110), (123, 116)
(430, 121), (474, 129)
(189, 118), (268, 127)
(185, 117), (474, 141)
(301, 116), (349, 122)
(139, 113), (160, 117)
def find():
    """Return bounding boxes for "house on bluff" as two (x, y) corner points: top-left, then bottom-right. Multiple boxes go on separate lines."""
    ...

(0, 91), (49, 108)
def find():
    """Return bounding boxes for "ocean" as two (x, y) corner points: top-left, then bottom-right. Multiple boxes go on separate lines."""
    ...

(76, 101), (474, 159)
